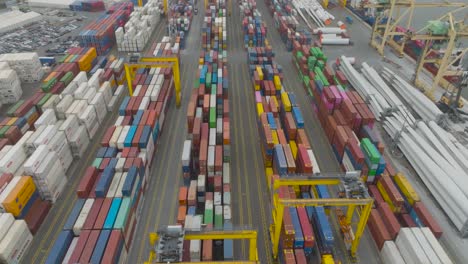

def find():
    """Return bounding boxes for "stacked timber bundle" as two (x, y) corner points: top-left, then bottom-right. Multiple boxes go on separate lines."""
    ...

(179, 3), (233, 261)
(0, 50), (124, 264)
(45, 47), (176, 263)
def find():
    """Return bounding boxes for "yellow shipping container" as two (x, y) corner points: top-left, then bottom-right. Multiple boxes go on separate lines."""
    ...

(394, 173), (420, 205)
(289, 140), (298, 159)
(254, 84), (260, 91)
(376, 180), (399, 213)
(2, 176), (36, 217)
(281, 92), (292, 112)
(273, 75), (282, 90)
(256, 66), (264, 80)
(266, 167), (273, 190)
(256, 103), (264, 117)
(272, 130), (279, 145)
(6, 118), (17, 126)
(199, 58), (204, 65)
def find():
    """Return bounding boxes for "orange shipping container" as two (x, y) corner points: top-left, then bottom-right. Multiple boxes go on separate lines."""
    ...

(177, 205), (187, 225)
(2, 176), (36, 217)
(179, 186), (188, 205)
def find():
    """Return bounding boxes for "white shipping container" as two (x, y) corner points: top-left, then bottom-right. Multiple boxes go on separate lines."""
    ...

(108, 96), (119, 111)
(107, 172), (123, 198)
(197, 175), (206, 193)
(73, 71), (88, 85)
(380, 241), (406, 264)
(62, 82), (78, 96)
(139, 97), (149, 110)
(56, 95), (74, 119)
(88, 70), (102, 89)
(74, 82), (89, 99)
(307, 149), (321, 174)
(72, 100), (88, 117)
(0, 177), (21, 212)
(0, 144), (27, 174)
(90, 92), (107, 123)
(189, 240), (201, 262)
(116, 158), (125, 172)
(83, 86), (97, 104)
(223, 205), (231, 222)
(99, 81), (112, 105)
(69, 126), (90, 158)
(0, 146), (12, 162)
(79, 105), (99, 139)
(118, 126), (130, 149)
(182, 140), (192, 167)
(34, 125), (57, 148)
(59, 115), (80, 142)
(223, 191), (231, 205)
(116, 172), (128, 198)
(48, 131), (73, 171)
(33, 151), (56, 179)
(41, 94), (60, 112)
(209, 128), (216, 146)
(62, 237), (78, 264)
(114, 116), (124, 126)
(16, 131), (33, 152)
(0, 220), (32, 264)
(0, 213), (15, 243)
(23, 145), (49, 175)
(25, 126), (45, 155)
(73, 198), (95, 236)
(214, 192), (222, 206)
(150, 84), (160, 101)
(207, 146), (215, 175)
(223, 163), (230, 184)
(110, 126), (123, 148)
(34, 108), (57, 127)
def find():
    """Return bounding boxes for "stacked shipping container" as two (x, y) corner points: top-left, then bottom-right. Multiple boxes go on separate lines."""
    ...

(46, 50), (176, 263)
(178, 3), (233, 260)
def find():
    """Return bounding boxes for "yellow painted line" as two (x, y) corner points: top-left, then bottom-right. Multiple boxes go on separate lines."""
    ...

(136, 63), (188, 263)
(233, 63), (246, 259)
(33, 96), (122, 263)
(241, 65), (273, 264)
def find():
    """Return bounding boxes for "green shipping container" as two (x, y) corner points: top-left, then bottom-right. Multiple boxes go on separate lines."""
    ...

(92, 158), (103, 168)
(214, 207), (223, 229)
(204, 208), (213, 224)
(209, 108), (216, 128)
(41, 78), (57, 92)
(361, 138), (381, 164)
(194, 79), (200, 89)
(37, 93), (52, 108)
(58, 55), (69, 64)
(60, 72), (74, 86)
(0, 126), (10, 138)
(206, 73), (212, 86)
(7, 100), (24, 117)
(114, 197), (131, 229)
(211, 84), (216, 95)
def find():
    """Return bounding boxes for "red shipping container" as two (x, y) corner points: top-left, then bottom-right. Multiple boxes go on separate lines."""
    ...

(294, 249), (307, 264)
(297, 207), (315, 248)
(83, 198), (104, 230)
(368, 185), (385, 207)
(69, 230), (91, 263)
(377, 203), (401, 240)
(399, 213), (417, 227)
(101, 230), (123, 264)
(77, 167), (99, 198)
(378, 175), (404, 212)
(88, 173), (102, 199)
(296, 129), (310, 149)
(0, 173), (13, 193)
(283, 249), (296, 264)
(214, 176), (222, 192)
(93, 198), (112, 229)
(79, 230), (100, 263)
(413, 202), (443, 238)
(367, 209), (391, 250)
(202, 239), (213, 261)
(24, 199), (51, 234)
(101, 126), (115, 147)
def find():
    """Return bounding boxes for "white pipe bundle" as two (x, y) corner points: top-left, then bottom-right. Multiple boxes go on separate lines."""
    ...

(313, 27), (346, 34)
(321, 38), (350, 45)
(292, 0), (334, 26)
(382, 117), (468, 237)
(381, 67), (443, 123)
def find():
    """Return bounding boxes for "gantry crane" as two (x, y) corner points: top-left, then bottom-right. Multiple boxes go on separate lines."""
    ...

(367, 0), (466, 57)
(269, 173), (373, 260)
(145, 227), (259, 263)
(124, 55), (182, 106)
(137, 0), (168, 15)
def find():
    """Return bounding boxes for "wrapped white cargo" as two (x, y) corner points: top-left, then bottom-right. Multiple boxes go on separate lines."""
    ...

(99, 82), (113, 106)
(23, 145), (49, 175)
(88, 70), (102, 89)
(223, 163), (230, 184)
(34, 108), (57, 127)
(0, 69), (22, 104)
(189, 240), (201, 262)
(106, 172), (123, 198)
(380, 241), (406, 264)
(0, 144), (27, 174)
(182, 140), (192, 168)
(33, 125), (57, 148)
(69, 126), (90, 158)
(72, 72), (88, 85)
(0, 177), (21, 213)
(59, 115), (80, 142)
(0, 53), (43, 82)
(79, 105), (99, 139)
(0, 220), (32, 264)
(396, 228), (430, 264)
(73, 198), (95, 236)
(0, 213), (15, 241)
(62, 82), (78, 96)
(56, 95), (74, 120)
(83, 87), (97, 104)
(214, 192), (222, 206)
(62, 237), (78, 264)
(90, 92), (107, 123)
(223, 205), (231, 223)
(25, 125), (45, 155)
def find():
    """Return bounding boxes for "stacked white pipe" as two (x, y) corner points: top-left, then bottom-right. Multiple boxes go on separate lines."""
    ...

(0, 68), (22, 104)
(314, 28), (350, 45)
(0, 213), (32, 264)
(115, 0), (161, 52)
(383, 116), (468, 237)
(292, 0), (334, 27)
(0, 53), (44, 83)
(381, 67), (443, 123)
(381, 228), (453, 264)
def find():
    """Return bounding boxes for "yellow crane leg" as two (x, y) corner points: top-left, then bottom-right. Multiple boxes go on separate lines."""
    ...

(270, 203), (285, 259)
(346, 205), (355, 225)
(164, 0), (168, 15)
(350, 202), (373, 257)
(138, 0), (143, 7)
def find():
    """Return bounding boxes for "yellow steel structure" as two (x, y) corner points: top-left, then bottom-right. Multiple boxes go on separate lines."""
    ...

(124, 56), (182, 106)
(367, 0), (466, 57)
(270, 177), (373, 259)
(138, 0), (168, 14)
(145, 230), (259, 263)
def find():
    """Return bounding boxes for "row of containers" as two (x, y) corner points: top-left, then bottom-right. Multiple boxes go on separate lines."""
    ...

(0, 48), (126, 263)
(290, 41), (451, 262)
(240, 1), (335, 263)
(45, 35), (182, 263)
(177, 3), (233, 261)
(69, 0), (106, 12)
(78, 2), (134, 55)
(168, 0), (195, 49)
(264, 0), (313, 51)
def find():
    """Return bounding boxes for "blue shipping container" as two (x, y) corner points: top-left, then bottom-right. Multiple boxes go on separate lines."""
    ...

(63, 199), (85, 230)
(289, 207), (304, 249)
(95, 166), (115, 197)
(274, 144), (287, 175)
(104, 198), (122, 229)
(124, 126), (137, 147)
(45, 230), (73, 264)
(90, 229), (111, 263)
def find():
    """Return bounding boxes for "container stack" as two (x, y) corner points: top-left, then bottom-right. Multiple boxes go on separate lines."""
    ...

(168, 0), (193, 48)
(0, 68), (22, 104)
(177, 4), (233, 261)
(0, 213), (33, 264)
(240, 0), (268, 48)
(46, 48), (176, 263)
(0, 53), (44, 83)
(264, 0), (312, 51)
(115, 0), (162, 52)
(146, 36), (181, 58)
(78, 2), (134, 55)
(69, 0), (106, 12)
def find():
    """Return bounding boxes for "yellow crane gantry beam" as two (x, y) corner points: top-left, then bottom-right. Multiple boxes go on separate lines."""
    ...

(367, 0), (467, 57)
(124, 56), (181, 106)
(270, 177), (373, 260)
(146, 230), (259, 263)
